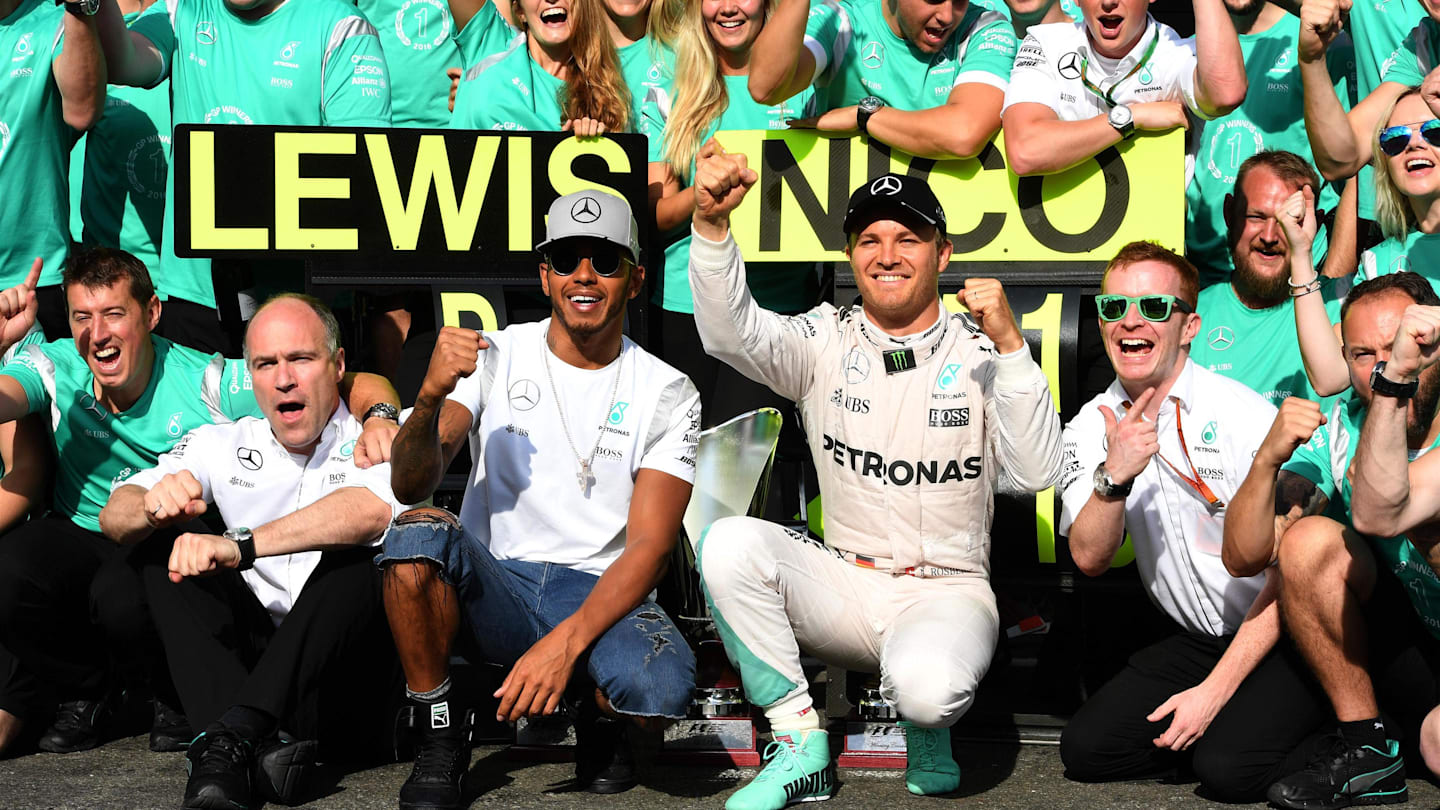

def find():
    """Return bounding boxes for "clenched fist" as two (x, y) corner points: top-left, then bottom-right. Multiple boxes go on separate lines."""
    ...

(1257, 397), (1327, 469)
(0, 259), (40, 355)
(692, 139), (757, 240)
(1132, 101), (1189, 133)
(1098, 387), (1160, 486)
(1299, 0), (1350, 63)
(419, 327), (489, 404)
(168, 532), (242, 583)
(1386, 304), (1440, 383)
(143, 470), (207, 529)
(956, 278), (1024, 354)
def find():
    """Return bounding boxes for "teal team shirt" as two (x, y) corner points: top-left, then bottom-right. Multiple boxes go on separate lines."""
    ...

(0, 1), (75, 289)
(1185, 16), (1353, 286)
(132, 0), (392, 308)
(1358, 0), (1425, 222)
(618, 35), (673, 160)
(1359, 230), (1440, 295)
(803, 0), (1017, 109)
(1283, 391), (1440, 639)
(1190, 280), (1343, 407)
(0, 336), (261, 532)
(642, 75), (819, 314)
(67, 12), (170, 273)
(451, 0), (519, 69)
(358, 0), (462, 127)
(452, 37), (564, 130)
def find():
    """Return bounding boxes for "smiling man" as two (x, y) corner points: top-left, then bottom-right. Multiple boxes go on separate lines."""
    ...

(746, 0), (1017, 160)
(0, 249), (399, 758)
(378, 190), (699, 810)
(1055, 241), (1329, 801)
(1189, 151), (1345, 406)
(688, 154), (1062, 809)
(1001, 0), (1246, 177)
(99, 294), (405, 810)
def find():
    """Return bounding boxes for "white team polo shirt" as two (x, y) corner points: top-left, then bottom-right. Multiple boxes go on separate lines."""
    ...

(447, 320), (700, 578)
(127, 402), (404, 624)
(1004, 16), (1204, 181)
(1056, 359), (1272, 636)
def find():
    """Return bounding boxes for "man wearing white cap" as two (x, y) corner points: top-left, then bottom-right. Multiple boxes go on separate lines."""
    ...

(376, 190), (701, 810)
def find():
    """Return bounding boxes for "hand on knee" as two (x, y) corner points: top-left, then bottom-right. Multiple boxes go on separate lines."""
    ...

(1421, 706), (1440, 777)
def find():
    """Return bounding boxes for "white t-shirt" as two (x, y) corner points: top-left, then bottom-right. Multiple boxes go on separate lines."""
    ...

(127, 401), (404, 624)
(1057, 359), (1271, 637)
(1004, 16), (1204, 180)
(447, 320), (700, 577)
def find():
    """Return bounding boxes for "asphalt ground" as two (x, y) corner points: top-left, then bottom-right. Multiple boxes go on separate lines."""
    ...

(3, 733), (1439, 810)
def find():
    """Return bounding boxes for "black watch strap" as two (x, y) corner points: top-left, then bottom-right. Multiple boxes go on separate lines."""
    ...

(1371, 361), (1419, 399)
(226, 528), (257, 571)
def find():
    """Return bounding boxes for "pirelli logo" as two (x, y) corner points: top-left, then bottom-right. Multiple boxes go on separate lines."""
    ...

(929, 407), (969, 428)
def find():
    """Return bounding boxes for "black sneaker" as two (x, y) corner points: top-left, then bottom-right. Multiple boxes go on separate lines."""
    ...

(574, 702), (636, 795)
(1267, 733), (1408, 809)
(38, 698), (111, 753)
(253, 735), (318, 806)
(150, 697), (193, 753)
(396, 699), (473, 810)
(183, 726), (254, 810)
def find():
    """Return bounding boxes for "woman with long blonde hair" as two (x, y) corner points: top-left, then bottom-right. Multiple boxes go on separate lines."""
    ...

(641, 0), (820, 422)
(452, 0), (631, 133)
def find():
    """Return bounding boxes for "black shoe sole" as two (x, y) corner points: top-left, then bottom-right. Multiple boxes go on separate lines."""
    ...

(1267, 785), (1410, 809)
(584, 776), (638, 795)
(150, 730), (194, 753)
(37, 736), (101, 754)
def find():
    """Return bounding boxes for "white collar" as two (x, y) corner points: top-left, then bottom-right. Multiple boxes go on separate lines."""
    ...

(1076, 15), (1159, 79)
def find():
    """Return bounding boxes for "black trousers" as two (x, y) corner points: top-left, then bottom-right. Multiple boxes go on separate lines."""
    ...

(0, 515), (161, 717)
(1059, 630), (1331, 802)
(143, 545), (400, 762)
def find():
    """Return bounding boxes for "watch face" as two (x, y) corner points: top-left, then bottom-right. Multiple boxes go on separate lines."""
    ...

(860, 96), (883, 113)
(1109, 106), (1131, 127)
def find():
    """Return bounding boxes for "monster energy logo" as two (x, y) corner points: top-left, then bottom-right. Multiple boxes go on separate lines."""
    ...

(883, 348), (917, 375)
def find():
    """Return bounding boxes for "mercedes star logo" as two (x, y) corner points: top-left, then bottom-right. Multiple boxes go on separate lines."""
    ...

(1208, 326), (1235, 351)
(1058, 51), (1082, 80)
(571, 196), (602, 223)
(861, 41), (884, 69)
(237, 447), (263, 471)
(870, 175), (903, 196)
(195, 21), (217, 45)
(842, 349), (870, 384)
(509, 379), (541, 411)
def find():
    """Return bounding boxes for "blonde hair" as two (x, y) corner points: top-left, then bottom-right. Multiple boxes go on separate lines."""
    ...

(662, 0), (773, 181)
(1374, 86), (1423, 242)
(518, 0), (632, 131)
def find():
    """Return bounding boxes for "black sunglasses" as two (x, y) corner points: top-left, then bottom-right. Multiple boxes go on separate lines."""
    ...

(545, 245), (631, 277)
(1379, 119), (1440, 157)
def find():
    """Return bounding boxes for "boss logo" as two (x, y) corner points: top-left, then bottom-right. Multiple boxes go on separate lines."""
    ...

(929, 407), (969, 427)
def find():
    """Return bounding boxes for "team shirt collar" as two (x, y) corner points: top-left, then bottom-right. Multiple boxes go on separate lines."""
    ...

(1106, 356), (1197, 415)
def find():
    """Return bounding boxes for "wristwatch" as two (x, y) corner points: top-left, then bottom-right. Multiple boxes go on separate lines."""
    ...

(224, 527), (257, 571)
(1370, 360), (1419, 399)
(363, 402), (400, 423)
(1108, 104), (1135, 140)
(58, 0), (100, 16)
(856, 96), (885, 137)
(1093, 463), (1133, 498)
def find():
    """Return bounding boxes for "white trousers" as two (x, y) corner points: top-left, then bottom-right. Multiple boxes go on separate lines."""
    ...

(697, 516), (999, 728)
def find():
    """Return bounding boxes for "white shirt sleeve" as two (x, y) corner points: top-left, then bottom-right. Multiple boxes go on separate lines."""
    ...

(1002, 32), (1063, 115)
(637, 377), (701, 485)
(1057, 404), (1107, 536)
(342, 459), (408, 521)
(122, 426), (216, 503)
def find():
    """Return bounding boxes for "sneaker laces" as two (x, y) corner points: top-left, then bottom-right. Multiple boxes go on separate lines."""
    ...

(411, 727), (466, 782)
(907, 726), (937, 771)
(1298, 733), (1364, 786)
(51, 700), (98, 733)
(753, 735), (805, 784)
(193, 731), (250, 778)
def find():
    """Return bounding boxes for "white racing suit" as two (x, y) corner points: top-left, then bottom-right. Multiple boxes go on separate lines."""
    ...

(689, 231), (1063, 726)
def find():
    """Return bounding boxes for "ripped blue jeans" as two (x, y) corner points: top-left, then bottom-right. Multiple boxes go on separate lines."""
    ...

(377, 511), (695, 718)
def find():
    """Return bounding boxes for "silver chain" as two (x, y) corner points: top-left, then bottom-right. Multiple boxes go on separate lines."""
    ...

(541, 332), (624, 493)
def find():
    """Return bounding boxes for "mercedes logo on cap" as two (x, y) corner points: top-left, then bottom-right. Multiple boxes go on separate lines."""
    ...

(1058, 51), (1082, 80)
(509, 379), (541, 411)
(571, 196), (602, 223)
(237, 447), (263, 471)
(870, 176), (903, 196)
(1208, 326), (1235, 351)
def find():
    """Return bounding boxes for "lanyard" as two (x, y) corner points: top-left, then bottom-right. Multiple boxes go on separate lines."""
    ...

(1123, 397), (1224, 508)
(1079, 30), (1159, 107)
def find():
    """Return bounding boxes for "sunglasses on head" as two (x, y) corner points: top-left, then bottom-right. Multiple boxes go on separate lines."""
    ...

(545, 244), (631, 277)
(1095, 294), (1194, 323)
(1379, 119), (1440, 157)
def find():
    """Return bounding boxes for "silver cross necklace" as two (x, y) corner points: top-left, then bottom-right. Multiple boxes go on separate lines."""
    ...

(541, 332), (624, 494)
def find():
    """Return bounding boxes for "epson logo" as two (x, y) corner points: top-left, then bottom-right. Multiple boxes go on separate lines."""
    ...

(822, 434), (981, 486)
